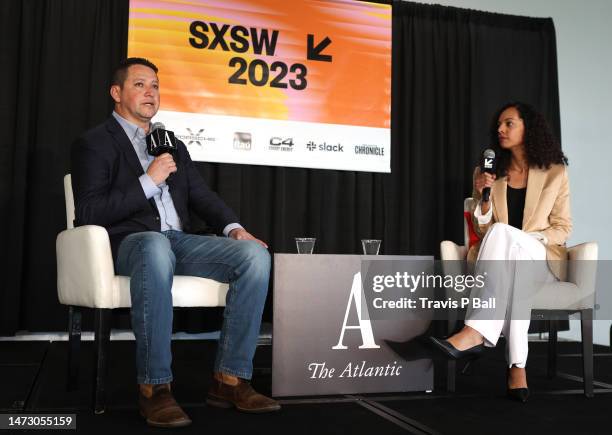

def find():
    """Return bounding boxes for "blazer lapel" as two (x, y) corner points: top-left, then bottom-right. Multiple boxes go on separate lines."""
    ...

(106, 117), (144, 177)
(492, 177), (508, 224)
(523, 167), (545, 228)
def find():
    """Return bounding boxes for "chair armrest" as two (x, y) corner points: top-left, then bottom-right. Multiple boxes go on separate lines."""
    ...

(566, 242), (598, 295)
(440, 241), (467, 278)
(440, 241), (467, 261)
(56, 225), (116, 308)
(568, 242), (598, 261)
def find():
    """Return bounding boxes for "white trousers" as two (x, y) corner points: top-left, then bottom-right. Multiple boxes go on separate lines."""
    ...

(465, 223), (556, 368)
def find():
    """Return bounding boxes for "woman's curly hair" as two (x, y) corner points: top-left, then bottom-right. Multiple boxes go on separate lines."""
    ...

(489, 101), (568, 177)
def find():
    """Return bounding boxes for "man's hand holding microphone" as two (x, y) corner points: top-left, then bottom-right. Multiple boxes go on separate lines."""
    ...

(147, 153), (177, 185)
(145, 122), (178, 185)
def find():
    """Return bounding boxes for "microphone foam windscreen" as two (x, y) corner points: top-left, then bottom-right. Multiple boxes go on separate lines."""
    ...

(150, 122), (165, 132)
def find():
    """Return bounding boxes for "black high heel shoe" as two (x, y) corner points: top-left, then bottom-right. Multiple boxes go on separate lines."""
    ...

(507, 387), (530, 403)
(507, 368), (530, 403)
(429, 337), (484, 360)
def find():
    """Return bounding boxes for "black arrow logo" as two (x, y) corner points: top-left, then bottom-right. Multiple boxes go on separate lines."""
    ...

(307, 34), (332, 62)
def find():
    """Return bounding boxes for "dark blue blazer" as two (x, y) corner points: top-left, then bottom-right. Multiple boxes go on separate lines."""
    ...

(71, 116), (239, 259)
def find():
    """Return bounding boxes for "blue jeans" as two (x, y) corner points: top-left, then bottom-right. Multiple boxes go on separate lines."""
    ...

(115, 230), (270, 384)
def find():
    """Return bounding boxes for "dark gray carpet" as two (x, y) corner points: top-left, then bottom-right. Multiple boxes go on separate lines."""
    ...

(1, 338), (610, 434)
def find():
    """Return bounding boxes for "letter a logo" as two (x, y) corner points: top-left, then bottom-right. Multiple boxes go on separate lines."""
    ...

(164, 130), (173, 147)
(150, 133), (159, 149)
(332, 272), (380, 350)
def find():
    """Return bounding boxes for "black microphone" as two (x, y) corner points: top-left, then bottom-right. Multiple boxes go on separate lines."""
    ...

(146, 123), (179, 181)
(146, 123), (178, 157)
(480, 148), (496, 202)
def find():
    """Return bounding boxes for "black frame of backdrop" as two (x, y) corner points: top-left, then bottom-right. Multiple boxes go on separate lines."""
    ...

(0, 0), (560, 334)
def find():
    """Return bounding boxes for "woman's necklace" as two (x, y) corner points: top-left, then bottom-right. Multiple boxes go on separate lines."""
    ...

(508, 166), (528, 188)
(509, 163), (528, 174)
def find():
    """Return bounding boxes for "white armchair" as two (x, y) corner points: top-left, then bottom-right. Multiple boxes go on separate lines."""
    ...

(440, 198), (598, 397)
(56, 174), (229, 413)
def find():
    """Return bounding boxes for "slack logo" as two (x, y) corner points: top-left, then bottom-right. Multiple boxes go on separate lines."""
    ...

(306, 141), (344, 152)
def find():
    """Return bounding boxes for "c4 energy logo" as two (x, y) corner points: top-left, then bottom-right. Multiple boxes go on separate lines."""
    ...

(269, 137), (294, 151)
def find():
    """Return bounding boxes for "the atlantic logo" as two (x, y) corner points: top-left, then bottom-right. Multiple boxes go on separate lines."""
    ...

(332, 273), (380, 350)
(354, 144), (385, 156)
(307, 272), (404, 380)
(233, 132), (252, 150)
(176, 128), (216, 147)
(269, 137), (294, 152)
(306, 141), (344, 152)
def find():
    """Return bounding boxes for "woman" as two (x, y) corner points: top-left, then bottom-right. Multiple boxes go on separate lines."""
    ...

(431, 101), (571, 402)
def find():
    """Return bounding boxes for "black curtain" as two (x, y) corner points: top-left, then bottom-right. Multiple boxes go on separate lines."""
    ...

(388, 1), (560, 256)
(0, 0), (129, 334)
(0, 0), (561, 334)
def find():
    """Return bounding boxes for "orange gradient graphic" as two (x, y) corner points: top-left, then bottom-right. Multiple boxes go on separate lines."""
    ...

(128, 0), (391, 128)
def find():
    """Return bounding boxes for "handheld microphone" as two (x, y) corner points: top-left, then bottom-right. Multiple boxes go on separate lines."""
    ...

(480, 148), (496, 202)
(150, 121), (165, 134)
(146, 123), (178, 157)
(146, 123), (179, 181)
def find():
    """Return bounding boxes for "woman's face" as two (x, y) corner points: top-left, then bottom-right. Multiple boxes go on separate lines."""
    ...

(497, 106), (525, 150)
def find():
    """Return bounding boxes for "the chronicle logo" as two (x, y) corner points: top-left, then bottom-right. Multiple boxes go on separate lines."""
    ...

(306, 141), (344, 152)
(269, 137), (294, 152)
(176, 128), (216, 147)
(233, 132), (252, 150)
(354, 144), (385, 156)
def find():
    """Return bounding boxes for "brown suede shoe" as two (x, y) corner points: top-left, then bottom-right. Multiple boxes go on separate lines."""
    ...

(139, 383), (192, 428)
(206, 375), (281, 413)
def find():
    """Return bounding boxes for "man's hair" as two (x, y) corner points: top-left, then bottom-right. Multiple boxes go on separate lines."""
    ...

(111, 57), (158, 87)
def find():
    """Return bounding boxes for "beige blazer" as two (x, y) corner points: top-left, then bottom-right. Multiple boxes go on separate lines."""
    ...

(467, 164), (572, 281)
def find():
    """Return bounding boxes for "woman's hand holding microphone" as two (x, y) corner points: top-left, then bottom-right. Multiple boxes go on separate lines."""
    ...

(474, 167), (496, 214)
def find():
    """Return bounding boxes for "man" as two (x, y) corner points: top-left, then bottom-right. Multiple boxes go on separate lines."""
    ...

(71, 57), (280, 428)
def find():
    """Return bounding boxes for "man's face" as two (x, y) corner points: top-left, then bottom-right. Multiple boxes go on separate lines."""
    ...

(110, 64), (160, 128)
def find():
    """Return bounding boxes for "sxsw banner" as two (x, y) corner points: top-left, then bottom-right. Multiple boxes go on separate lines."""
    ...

(127, 0), (391, 172)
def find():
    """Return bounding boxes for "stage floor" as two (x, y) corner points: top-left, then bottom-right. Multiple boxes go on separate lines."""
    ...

(1, 338), (611, 434)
